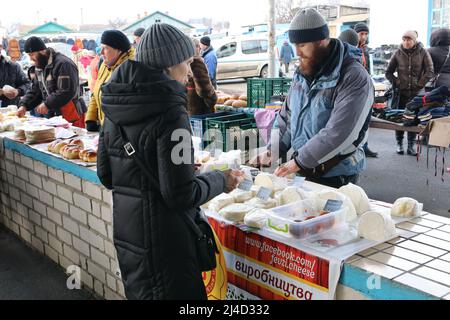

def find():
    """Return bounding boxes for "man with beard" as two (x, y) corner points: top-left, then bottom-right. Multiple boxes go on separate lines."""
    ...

(17, 37), (85, 127)
(251, 9), (374, 188)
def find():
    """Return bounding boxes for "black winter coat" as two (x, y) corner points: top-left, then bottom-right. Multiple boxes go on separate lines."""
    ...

(98, 60), (226, 300)
(19, 48), (79, 115)
(0, 56), (31, 107)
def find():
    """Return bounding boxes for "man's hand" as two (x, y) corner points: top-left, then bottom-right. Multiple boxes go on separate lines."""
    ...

(223, 169), (245, 193)
(249, 150), (272, 168)
(274, 160), (300, 178)
(2, 87), (19, 100)
(17, 106), (27, 118)
(35, 103), (49, 115)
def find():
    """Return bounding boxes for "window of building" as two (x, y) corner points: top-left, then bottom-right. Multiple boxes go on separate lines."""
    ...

(431, 0), (450, 32)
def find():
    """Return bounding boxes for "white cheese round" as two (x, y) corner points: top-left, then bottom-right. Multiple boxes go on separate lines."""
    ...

(339, 183), (371, 215)
(391, 198), (420, 218)
(358, 211), (396, 242)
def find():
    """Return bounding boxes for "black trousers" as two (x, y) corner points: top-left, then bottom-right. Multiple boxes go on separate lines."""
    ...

(306, 174), (360, 189)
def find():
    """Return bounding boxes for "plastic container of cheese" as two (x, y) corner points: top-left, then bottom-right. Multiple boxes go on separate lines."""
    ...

(265, 199), (347, 239)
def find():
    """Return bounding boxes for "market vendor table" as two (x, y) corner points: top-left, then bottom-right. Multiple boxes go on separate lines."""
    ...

(1, 134), (450, 300)
(370, 117), (423, 134)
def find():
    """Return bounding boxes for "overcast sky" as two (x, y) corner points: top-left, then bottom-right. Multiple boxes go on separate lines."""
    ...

(0, 0), (374, 29)
(0, 0), (271, 28)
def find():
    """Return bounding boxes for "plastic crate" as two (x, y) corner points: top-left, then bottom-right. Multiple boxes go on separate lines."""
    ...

(204, 113), (260, 152)
(247, 78), (292, 108)
(189, 112), (234, 139)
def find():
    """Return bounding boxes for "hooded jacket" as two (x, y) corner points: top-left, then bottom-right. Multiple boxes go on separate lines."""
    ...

(386, 42), (434, 92)
(270, 39), (374, 178)
(98, 60), (226, 300)
(85, 48), (134, 124)
(428, 28), (450, 88)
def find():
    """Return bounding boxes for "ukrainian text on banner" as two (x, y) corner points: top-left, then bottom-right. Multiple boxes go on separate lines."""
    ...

(209, 217), (333, 300)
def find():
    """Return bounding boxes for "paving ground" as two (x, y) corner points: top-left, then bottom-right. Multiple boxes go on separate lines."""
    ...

(0, 224), (95, 300)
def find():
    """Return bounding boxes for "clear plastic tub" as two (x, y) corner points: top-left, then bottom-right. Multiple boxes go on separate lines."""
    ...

(265, 199), (347, 239)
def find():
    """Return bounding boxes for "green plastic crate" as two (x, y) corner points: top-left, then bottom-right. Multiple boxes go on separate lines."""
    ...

(247, 78), (292, 108)
(204, 113), (260, 152)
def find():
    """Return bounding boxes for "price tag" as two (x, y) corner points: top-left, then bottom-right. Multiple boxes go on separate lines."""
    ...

(324, 200), (343, 213)
(292, 176), (306, 187)
(238, 179), (253, 191)
(257, 187), (272, 201)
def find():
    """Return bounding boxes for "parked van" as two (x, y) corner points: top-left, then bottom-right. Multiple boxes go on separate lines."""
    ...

(213, 35), (282, 80)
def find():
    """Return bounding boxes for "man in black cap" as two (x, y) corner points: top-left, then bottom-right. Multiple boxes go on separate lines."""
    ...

(133, 28), (145, 46)
(354, 22), (378, 158)
(199, 36), (217, 89)
(0, 51), (30, 107)
(17, 36), (85, 127)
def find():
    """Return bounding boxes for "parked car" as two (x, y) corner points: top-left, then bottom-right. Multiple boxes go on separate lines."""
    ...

(214, 35), (282, 80)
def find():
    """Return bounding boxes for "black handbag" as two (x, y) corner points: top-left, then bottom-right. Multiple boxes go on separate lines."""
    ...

(385, 85), (400, 109)
(116, 125), (218, 272)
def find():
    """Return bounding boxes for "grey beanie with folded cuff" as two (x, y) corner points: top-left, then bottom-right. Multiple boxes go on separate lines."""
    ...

(136, 23), (195, 70)
(289, 8), (330, 44)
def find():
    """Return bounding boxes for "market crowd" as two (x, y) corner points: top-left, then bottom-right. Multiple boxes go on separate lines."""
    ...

(0, 8), (449, 300)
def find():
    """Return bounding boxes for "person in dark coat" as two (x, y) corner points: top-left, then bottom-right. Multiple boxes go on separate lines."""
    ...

(386, 30), (434, 156)
(200, 36), (218, 89)
(17, 37), (84, 127)
(428, 28), (450, 88)
(0, 53), (31, 107)
(187, 38), (217, 115)
(97, 23), (244, 300)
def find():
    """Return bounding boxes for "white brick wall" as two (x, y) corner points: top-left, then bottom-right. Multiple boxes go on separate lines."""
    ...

(65, 173), (82, 191)
(0, 149), (123, 300)
(69, 205), (87, 225)
(73, 193), (92, 212)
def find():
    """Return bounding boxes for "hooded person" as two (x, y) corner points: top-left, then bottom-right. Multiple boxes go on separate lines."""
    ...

(84, 30), (135, 132)
(428, 28), (450, 88)
(386, 30), (434, 156)
(97, 23), (244, 300)
(251, 8), (374, 189)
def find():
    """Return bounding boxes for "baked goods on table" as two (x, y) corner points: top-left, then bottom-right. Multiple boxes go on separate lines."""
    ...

(61, 145), (82, 160)
(79, 149), (97, 163)
(24, 126), (56, 144)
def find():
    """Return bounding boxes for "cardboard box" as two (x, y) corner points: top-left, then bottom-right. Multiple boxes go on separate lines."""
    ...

(422, 116), (450, 148)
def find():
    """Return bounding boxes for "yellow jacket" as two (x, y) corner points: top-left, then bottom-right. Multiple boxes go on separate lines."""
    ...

(85, 48), (135, 124)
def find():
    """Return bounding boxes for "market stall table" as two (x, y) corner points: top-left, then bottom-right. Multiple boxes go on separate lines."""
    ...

(1, 132), (450, 300)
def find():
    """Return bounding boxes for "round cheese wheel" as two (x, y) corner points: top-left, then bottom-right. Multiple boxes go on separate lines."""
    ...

(244, 209), (268, 229)
(279, 187), (305, 206)
(245, 198), (277, 209)
(339, 183), (371, 215)
(219, 204), (255, 222)
(358, 211), (396, 242)
(391, 198), (420, 218)
(209, 193), (235, 212)
(229, 189), (254, 203)
(313, 190), (357, 222)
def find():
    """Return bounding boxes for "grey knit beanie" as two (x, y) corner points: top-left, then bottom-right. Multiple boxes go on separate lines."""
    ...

(289, 8), (329, 44)
(354, 22), (369, 34)
(136, 23), (195, 69)
(339, 29), (359, 47)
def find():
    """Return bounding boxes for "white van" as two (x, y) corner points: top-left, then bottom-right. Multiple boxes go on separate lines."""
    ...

(213, 35), (281, 80)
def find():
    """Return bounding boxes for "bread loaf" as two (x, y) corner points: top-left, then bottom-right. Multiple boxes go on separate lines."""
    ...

(224, 99), (236, 106)
(80, 149), (97, 163)
(232, 100), (247, 108)
(68, 139), (84, 149)
(239, 95), (247, 101)
(56, 141), (69, 155)
(47, 139), (62, 153)
(61, 145), (81, 160)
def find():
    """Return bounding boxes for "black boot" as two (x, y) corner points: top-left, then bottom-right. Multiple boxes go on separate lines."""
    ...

(397, 143), (404, 155)
(407, 141), (417, 156)
(364, 148), (378, 158)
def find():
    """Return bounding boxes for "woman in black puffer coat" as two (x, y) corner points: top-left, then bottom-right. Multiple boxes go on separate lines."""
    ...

(97, 24), (243, 300)
(428, 28), (450, 88)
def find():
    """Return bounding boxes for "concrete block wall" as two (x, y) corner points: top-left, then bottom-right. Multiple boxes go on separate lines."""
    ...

(0, 141), (125, 300)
